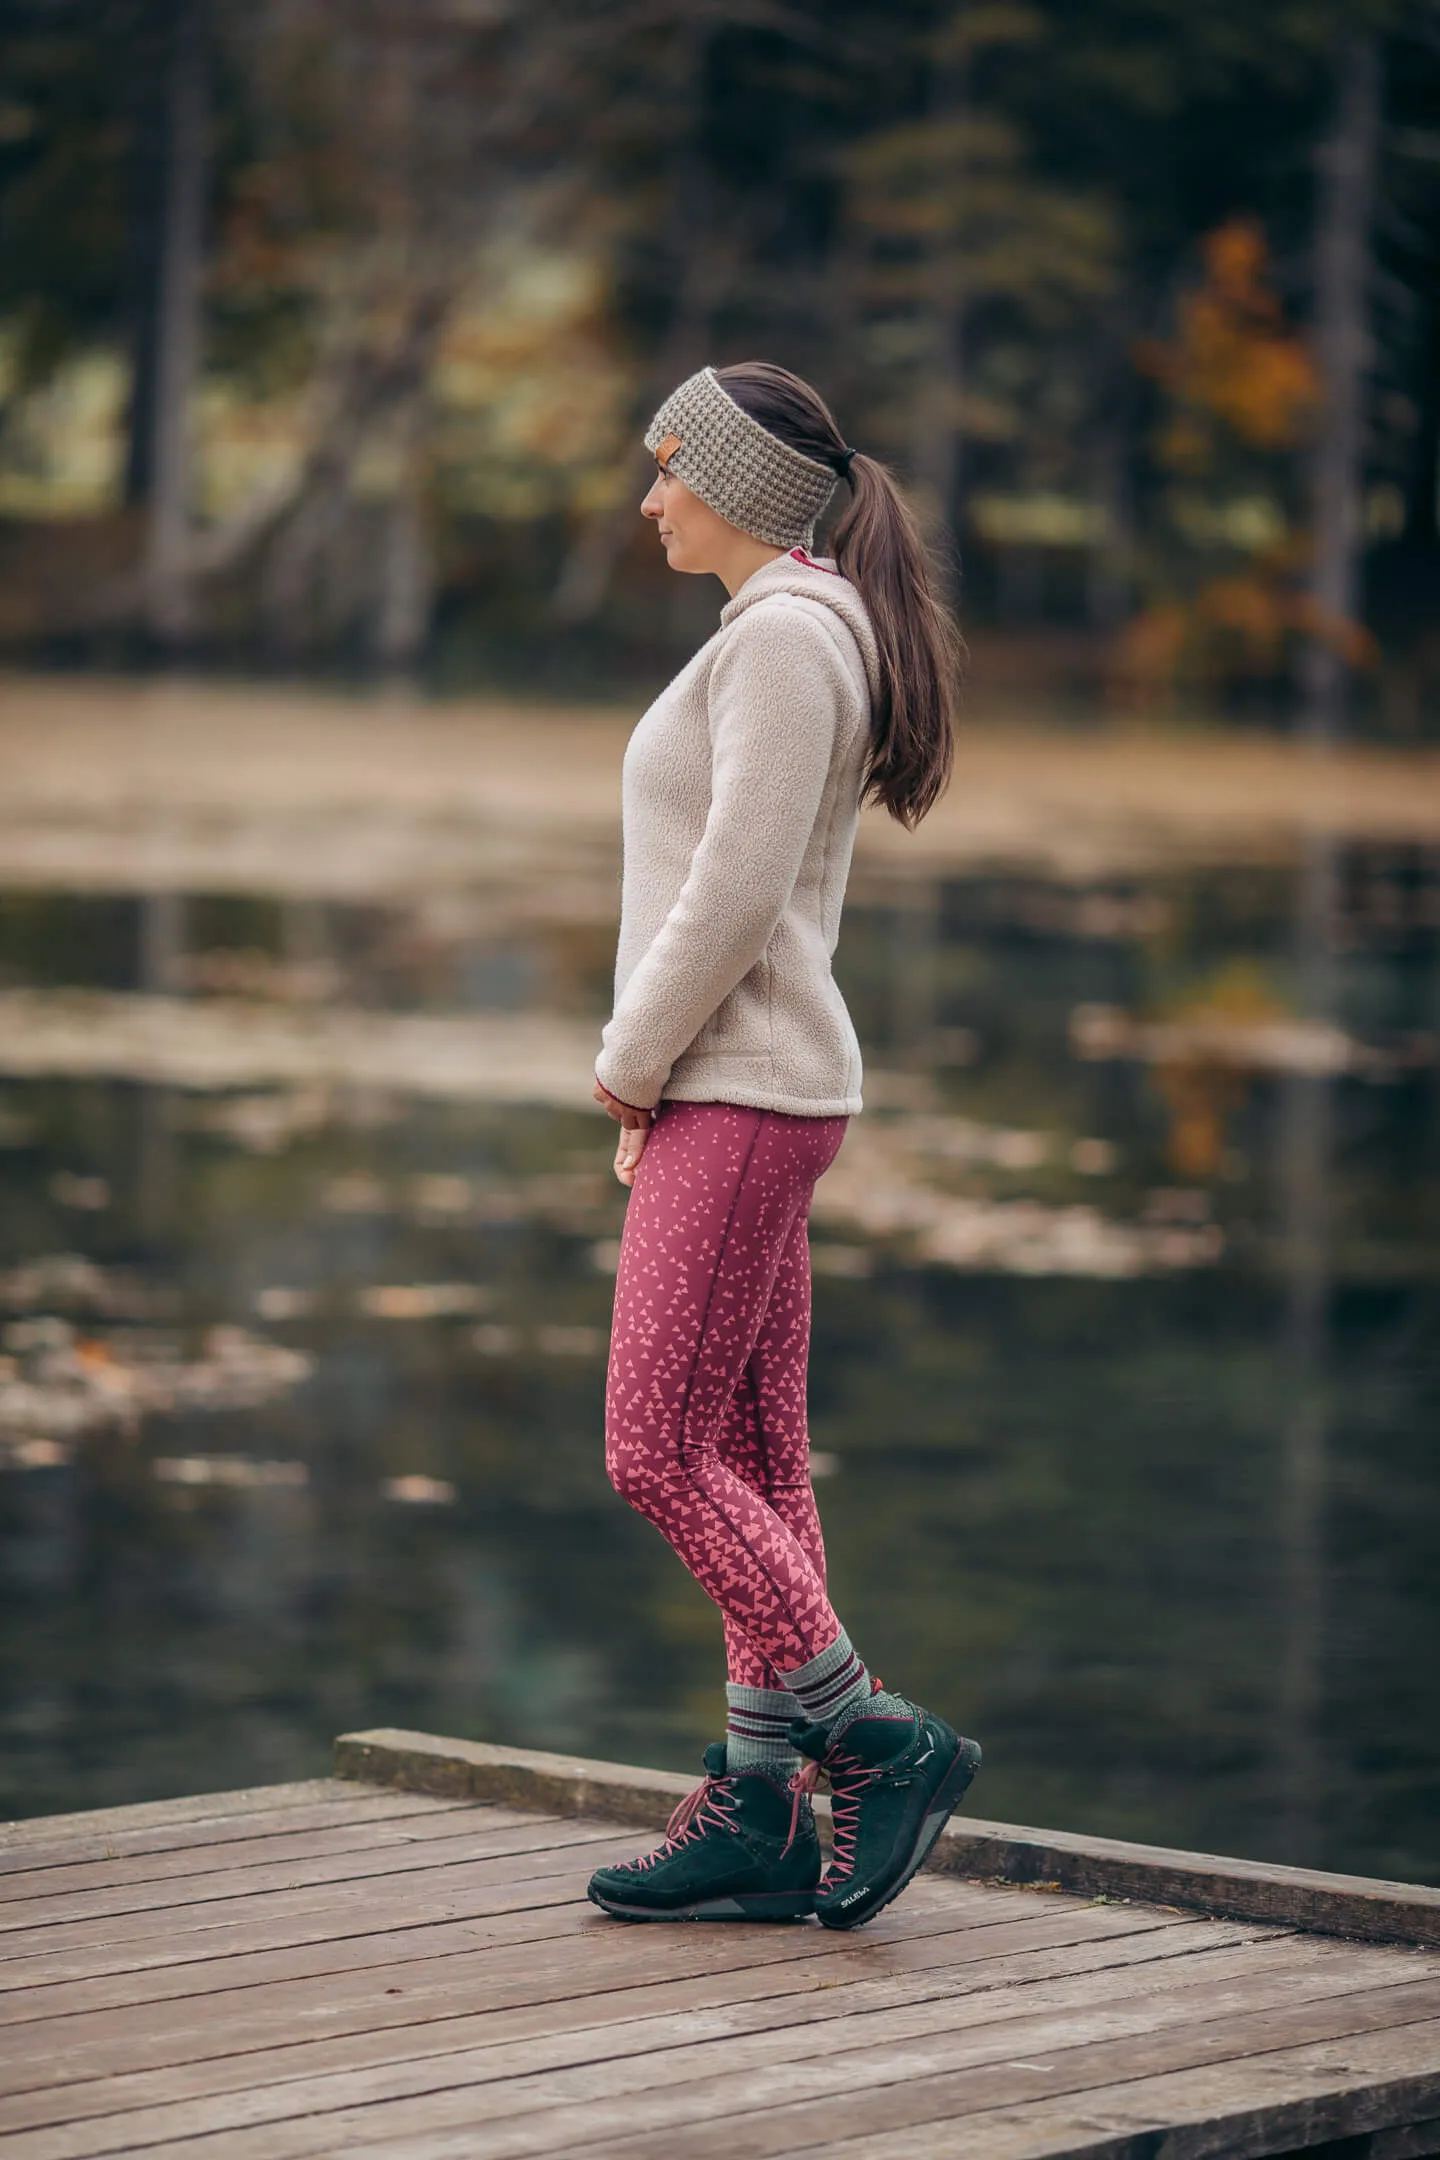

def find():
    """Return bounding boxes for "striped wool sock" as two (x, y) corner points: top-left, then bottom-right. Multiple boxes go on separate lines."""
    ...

(778, 1628), (911, 1741)
(725, 1683), (804, 1777)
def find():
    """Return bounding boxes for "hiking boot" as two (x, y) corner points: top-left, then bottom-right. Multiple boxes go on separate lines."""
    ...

(791, 1696), (981, 1930)
(586, 1742), (821, 1921)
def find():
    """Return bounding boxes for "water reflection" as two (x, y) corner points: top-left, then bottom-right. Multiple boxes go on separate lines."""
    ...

(1275, 833), (1339, 1870)
(0, 838), (1436, 1884)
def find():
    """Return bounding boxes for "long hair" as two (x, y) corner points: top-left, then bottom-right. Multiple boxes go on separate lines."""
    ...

(716, 360), (962, 831)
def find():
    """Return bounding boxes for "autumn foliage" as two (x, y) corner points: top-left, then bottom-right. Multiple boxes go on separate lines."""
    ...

(1116, 219), (1366, 709)
(1135, 220), (1320, 465)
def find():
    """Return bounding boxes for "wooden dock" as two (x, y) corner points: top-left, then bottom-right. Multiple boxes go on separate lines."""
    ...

(2, 1733), (1439, 2159)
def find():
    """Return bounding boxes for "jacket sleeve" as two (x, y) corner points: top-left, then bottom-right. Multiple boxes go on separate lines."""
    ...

(594, 600), (855, 1110)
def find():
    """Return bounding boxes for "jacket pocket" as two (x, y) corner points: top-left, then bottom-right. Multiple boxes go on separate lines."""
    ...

(688, 956), (769, 1059)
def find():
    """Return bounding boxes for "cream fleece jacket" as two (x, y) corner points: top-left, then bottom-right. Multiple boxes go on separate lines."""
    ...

(595, 550), (879, 1117)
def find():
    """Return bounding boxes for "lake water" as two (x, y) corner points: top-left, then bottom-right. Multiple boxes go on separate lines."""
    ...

(1, 800), (1436, 1884)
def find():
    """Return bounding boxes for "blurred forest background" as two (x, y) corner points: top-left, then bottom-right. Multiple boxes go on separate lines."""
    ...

(2, 0), (1440, 1868)
(0, 0), (1438, 724)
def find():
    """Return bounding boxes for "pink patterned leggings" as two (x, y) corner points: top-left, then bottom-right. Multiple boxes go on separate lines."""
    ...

(605, 1099), (849, 1688)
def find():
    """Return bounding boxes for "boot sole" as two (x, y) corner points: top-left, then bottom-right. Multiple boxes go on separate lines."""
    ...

(586, 1886), (815, 1923)
(815, 1735), (982, 1932)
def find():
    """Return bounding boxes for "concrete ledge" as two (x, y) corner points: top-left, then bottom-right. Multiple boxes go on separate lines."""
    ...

(335, 1729), (698, 1832)
(334, 1728), (1440, 1950)
(930, 1816), (1440, 1949)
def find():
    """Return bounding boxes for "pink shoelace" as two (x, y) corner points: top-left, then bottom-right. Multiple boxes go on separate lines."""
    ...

(788, 1741), (886, 1882)
(786, 1676), (893, 1877)
(633, 1762), (827, 1868)
(785, 1758), (822, 1857)
(632, 1711), (900, 1876)
(629, 1770), (740, 1871)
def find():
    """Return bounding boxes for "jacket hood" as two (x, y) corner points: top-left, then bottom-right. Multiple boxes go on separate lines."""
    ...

(719, 549), (881, 701)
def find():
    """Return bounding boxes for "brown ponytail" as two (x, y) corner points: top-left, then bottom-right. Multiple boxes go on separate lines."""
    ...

(716, 360), (963, 831)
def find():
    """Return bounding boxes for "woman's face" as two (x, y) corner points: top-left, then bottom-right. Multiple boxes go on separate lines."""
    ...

(641, 464), (738, 577)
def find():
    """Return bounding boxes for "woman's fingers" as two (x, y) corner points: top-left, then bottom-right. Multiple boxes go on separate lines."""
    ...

(595, 1078), (653, 1178)
(613, 1123), (649, 1186)
(594, 1078), (653, 1129)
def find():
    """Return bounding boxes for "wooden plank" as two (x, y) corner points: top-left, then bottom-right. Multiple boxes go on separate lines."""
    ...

(4, 1874), (1060, 2030)
(800, 2025), (1440, 2159)
(539, 1994), (1440, 2160)
(0, 1816), (603, 1938)
(0, 1832), (614, 1974)
(0, 1919), (1282, 2139)
(335, 1731), (1440, 1950)
(0, 1801), (518, 1899)
(0, 1895), (1176, 2094)
(34, 1981), (1440, 2160)
(0, 1840), (652, 2010)
(0, 1833), (645, 1983)
(13, 1939), (1430, 2160)
(0, 1790), (473, 1878)
(1, 1873), (1047, 2030)
(0, 1783), (378, 1857)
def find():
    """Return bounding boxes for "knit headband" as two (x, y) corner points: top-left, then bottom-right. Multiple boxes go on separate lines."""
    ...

(644, 366), (840, 551)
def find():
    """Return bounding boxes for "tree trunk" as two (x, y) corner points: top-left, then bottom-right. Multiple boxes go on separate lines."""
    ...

(912, 39), (967, 604)
(549, 17), (719, 627)
(1086, 386), (1134, 633)
(122, 3), (170, 509)
(1301, 37), (1382, 742)
(143, 0), (209, 650)
(1402, 285), (1440, 551)
(374, 404), (434, 679)
(260, 458), (352, 662)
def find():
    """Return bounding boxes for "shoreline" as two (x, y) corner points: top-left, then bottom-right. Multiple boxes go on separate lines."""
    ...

(2, 676), (1439, 902)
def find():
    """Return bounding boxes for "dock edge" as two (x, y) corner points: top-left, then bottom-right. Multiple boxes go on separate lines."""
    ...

(335, 1727), (1440, 1950)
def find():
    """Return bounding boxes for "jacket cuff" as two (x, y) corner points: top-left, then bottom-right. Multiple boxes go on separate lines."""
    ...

(593, 1061), (659, 1115)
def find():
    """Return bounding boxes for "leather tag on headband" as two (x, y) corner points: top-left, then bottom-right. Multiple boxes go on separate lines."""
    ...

(654, 432), (682, 468)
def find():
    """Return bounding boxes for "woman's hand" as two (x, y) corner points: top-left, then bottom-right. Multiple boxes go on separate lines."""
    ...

(593, 1079), (652, 1187)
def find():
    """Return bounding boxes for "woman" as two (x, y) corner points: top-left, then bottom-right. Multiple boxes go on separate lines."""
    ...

(587, 361), (980, 1931)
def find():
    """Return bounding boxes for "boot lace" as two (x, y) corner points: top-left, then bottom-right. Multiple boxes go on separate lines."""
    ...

(630, 1770), (739, 1871)
(787, 1678), (897, 1880)
(796, 1740), (885, 1885)
(783, 1759), (821, 1856)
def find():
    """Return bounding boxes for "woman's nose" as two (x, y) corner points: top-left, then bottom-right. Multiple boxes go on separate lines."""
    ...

(640, 482), (663, 519)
